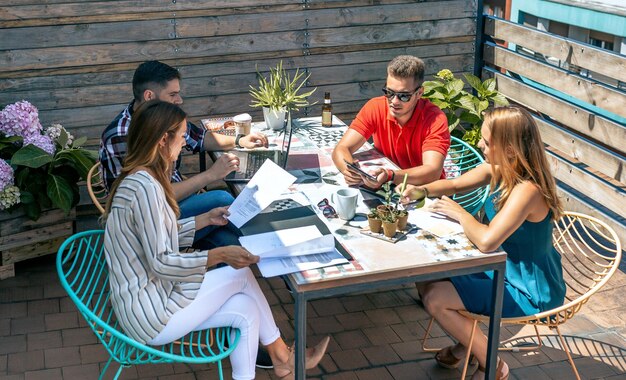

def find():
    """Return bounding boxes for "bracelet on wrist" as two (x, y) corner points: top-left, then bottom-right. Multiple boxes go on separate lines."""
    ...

(234, 134), (245, 148)
(386, 169), (395, 183)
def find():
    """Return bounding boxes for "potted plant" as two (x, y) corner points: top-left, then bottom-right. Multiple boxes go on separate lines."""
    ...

(396, 209), (409, 231)
(249, 61), (316, 130)
(421, 69), (509, 147)
(0, 100), (97, 220)
(367, 208), (382, 234)
(381, 211), (398, 238)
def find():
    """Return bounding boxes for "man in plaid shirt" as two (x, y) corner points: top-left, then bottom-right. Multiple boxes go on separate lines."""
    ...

(99, 60), (268, 249)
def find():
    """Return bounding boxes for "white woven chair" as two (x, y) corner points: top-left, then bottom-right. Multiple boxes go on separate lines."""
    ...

(421, 211), (622, 379)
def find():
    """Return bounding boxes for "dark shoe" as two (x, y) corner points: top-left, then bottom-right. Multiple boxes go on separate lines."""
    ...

(274, 336), (330, 379)
(435, 344), (477, 369)
(255, 346), (273, 369)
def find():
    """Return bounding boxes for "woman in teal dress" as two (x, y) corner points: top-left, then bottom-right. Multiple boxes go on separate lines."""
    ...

(401, 106), (565, 380)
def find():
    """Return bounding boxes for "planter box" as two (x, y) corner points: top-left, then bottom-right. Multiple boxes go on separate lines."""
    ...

(0, 208), (75, 280)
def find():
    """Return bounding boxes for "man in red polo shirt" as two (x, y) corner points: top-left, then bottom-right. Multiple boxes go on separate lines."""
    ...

(332, 55), (450, 188)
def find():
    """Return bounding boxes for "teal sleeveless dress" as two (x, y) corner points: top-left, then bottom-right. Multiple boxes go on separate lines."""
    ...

(450, 192), (566, 317)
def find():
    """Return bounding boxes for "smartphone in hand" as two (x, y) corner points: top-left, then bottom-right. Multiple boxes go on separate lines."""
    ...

(344, 159), (377, 182)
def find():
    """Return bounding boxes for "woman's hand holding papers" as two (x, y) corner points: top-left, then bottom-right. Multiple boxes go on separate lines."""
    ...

(207, 246), (259, 270)
(196, 206), (230, 230)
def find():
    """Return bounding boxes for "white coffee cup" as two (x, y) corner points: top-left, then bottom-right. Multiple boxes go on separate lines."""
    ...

(331, 188), (360, 220)
(233, 113), (252, 135)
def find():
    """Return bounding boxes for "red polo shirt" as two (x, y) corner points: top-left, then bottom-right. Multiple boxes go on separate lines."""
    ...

(350, 96), (450, 178)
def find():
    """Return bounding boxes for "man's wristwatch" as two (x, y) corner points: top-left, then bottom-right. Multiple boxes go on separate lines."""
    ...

(234, 134), (245, 149)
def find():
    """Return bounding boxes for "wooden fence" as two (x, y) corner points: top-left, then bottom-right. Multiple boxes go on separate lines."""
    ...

(0, 0), (478, 147)
(481, 16), (626, 244)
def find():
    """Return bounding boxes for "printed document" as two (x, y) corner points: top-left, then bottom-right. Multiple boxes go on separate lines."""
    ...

(239, 225), (349, 277)
(227, 160), (296, 228)
(239, 226), (335, 258)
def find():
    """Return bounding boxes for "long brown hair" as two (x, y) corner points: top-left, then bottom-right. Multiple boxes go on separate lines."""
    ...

(486, 106), (562, 220)
(103, 100), (186, 219)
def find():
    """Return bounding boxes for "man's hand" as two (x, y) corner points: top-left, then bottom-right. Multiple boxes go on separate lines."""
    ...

(205, 206), (230, 226)
(341, 159), (364, 186)
(361, 167), (388, 189)
(220, 246), (259, 269)
(209, 153), (240, 178)
(239, 132), (268, 149)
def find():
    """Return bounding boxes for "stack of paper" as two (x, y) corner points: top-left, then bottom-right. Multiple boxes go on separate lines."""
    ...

(239, 225), (349, 277)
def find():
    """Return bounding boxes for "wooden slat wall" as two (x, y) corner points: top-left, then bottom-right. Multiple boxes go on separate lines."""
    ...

(482, 16), (626, 244)
(0, 0), (478, 151)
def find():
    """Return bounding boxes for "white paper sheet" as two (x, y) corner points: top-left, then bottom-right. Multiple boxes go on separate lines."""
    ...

(407, 199), (464, 237)
(256, 249), (349, 278)
(239, 226), (334, 258)
(227, 160), (297, 228)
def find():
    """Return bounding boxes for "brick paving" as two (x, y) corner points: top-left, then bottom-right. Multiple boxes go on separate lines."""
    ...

(1, 236), (624, 379)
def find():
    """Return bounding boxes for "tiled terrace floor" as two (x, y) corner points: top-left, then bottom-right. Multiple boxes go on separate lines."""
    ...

(1, 224), (625, 380)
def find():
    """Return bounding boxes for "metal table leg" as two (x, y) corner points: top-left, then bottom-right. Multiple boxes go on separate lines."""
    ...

(294, 292), (307, 380)
(485, 262), (505, 379)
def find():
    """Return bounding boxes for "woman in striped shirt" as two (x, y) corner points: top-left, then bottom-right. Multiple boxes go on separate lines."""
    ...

(102, 100), (328, 380)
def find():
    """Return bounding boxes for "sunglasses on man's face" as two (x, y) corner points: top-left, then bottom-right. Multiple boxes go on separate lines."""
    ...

(382, 87), (421, 102)
(316, 198), (337, 218)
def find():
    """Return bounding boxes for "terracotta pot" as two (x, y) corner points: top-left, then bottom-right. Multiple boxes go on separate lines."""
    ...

(396, 212), (409, 230)
(368, 215), (382, 234)
(382, 220), (398, 238)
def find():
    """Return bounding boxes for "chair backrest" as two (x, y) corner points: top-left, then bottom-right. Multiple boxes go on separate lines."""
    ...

(87, 162), (107, 214)
(445, 136), (489, 215)
(544, 212), (622, 325)
(56, 230), (238, 368)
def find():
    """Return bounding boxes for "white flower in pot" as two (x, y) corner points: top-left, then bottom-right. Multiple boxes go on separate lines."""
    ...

(249, 61), (316, 130)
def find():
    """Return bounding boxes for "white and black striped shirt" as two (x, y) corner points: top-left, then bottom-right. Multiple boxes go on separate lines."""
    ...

(103, 171), (207, 344)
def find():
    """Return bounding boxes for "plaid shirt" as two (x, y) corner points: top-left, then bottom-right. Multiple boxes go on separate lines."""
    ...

(99, 101), (206, 190)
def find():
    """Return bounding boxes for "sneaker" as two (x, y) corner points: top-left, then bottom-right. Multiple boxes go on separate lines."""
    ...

(256, 346), (273, 369)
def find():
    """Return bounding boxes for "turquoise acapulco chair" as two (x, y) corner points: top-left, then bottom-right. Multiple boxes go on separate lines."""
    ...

(445, 136), (489, 215)
(56, 230), (239, 380)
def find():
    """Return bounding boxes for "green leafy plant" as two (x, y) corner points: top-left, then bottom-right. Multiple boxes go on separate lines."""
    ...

(0, 101), (97, 220)
(249, 61), (317, 111)
(422, 69), (509, 146)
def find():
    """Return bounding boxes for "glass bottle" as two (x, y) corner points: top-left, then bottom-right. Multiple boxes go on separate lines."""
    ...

(321, 92), (333, 127)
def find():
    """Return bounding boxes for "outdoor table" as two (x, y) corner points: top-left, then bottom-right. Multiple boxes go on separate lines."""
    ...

(210, 116), (506, 380)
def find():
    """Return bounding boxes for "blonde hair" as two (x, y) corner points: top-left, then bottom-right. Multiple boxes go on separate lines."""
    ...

(485, 106), (562, 220)
(103, 100), (186, 220)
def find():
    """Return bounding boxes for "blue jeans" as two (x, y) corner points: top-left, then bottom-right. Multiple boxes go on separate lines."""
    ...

(178, 190), (242, 249)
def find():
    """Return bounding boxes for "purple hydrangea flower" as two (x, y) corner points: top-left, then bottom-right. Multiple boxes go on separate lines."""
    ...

(24, 134), (55, 155)
(0, 159), (14, 191)
(0, 100), (42, 138)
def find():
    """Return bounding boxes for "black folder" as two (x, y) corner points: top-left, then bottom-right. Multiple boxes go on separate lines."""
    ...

(240, 205), (353, 261)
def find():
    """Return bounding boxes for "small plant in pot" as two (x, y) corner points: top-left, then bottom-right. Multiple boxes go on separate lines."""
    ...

(396, 209), (409, 230)
(367, 208), (382, 234)
(249, 61), (316, 130)
(381, 210), (398, 238)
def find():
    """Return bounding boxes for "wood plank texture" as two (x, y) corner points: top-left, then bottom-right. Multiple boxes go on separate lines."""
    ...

(484, 43), (626, 118)
(484, 17), (626, 83)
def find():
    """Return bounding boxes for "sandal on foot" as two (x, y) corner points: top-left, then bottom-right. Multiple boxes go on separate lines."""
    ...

(435, 345), (477, 369)
(274, 336), (330, 379)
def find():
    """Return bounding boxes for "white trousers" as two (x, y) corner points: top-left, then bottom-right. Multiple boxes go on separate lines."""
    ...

(148, 266), (280, 380)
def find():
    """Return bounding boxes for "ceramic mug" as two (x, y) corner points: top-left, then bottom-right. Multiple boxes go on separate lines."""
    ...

(331, 188), (360, 220)
(233, 113), (252, 135)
